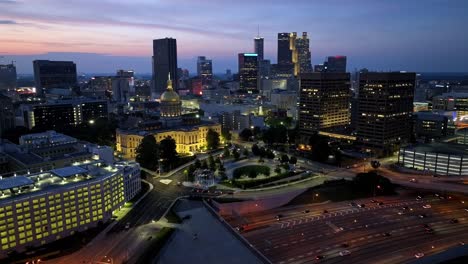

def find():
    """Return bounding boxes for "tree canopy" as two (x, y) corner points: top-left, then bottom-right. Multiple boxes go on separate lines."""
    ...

(206, 129), (220, 150)
(160, 136), (178, 170)
(135, 135), (159, 170)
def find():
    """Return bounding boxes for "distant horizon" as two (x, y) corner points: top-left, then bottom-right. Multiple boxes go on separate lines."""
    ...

(1, 0), (468, 73)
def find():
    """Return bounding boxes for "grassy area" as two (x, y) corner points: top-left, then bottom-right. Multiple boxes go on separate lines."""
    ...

(222, 171), (298, 189)
(132, 227), (175, 264)
(233, 165), (271, 179)
(165, 205), (182, 224)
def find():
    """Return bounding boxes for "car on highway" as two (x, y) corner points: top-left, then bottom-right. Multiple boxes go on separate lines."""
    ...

(418, 214), (427, 218)
(450, 218), (459, 223)
(415, 253), (424, 258)
(422, 204), (431, 209)
(416, 195), (423, 200)
(341, 243), (350, 248)
(425, 227), (434, 234)
(276, 214), (283, 221)
(383, 232), (391, 237)
(349, 202), (357, 207)
(410, 178), (417, 183)
(323, 210), (329, 214)
(397, 211), (404, 215)
(422, 224), (430, 228)
(339, 250), (351, 256)
(358, 204), (365, 208)
(302, 209), (310, 213)
(378, 202), (384, 205)
(235, 226), (244, 232)
(315, 255), (324, 260)
(402, 206), (409, 210)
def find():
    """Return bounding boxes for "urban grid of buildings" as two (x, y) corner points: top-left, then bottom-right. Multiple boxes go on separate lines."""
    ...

(0, 28), (468, 259)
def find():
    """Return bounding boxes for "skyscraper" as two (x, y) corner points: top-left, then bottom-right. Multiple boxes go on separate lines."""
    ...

(356, 72), (416, 155)
(197, 56), (213, 89)
(277, 33), (292, 66)
(238, 53), (259, 93)
(0, 63), (17, 92)
(112, 70), (135, 103)
(325, 56), (347, 73)
(33, 60), (77, 96)
(152, 38), (178, 98)
(0, 94), (14, 137)
(298, 72), (351, 143)
(254, 37), (264, 61)
(291, 32), (312, 76)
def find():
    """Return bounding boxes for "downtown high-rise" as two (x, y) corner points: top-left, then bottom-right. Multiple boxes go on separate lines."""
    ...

(356, 72), (416, 156)
(290, 32), (312, 76)
(33, 60), (77, 96)
(254, 36), (264, 61)
(0, 63), (17, 92)
(197, 56), (213, 89)
(238, 53), (259, 93)
(152, 38), (178, 98)
(298, 72), (351, 144)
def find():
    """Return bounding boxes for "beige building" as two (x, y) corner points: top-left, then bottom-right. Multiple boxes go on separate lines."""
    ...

(116, 75), (221, 159)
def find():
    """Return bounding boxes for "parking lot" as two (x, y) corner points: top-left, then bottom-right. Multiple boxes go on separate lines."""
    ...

(225, 193), (468, 264)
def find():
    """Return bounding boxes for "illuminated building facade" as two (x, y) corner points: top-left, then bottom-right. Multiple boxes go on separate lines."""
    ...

(290, 32), (312, 76)
(238, 53), (258, 93)
(432, 92), (468, 122)
(116, 77), (221, 158)
(19, 100), (108, 130)
(0, 161), (141, 256)
(116, 122), (221, 159)
(197, 56), (213, 89)
(398, 143), (468, 176)
(356, 72), (415, 155)
(33, 60), (77, 96)
(298, 73), (351, 143)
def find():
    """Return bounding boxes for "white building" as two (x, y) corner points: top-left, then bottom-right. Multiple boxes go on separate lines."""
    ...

(0, 160), (141, 256)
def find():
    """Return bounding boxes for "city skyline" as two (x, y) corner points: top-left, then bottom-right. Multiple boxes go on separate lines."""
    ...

(1, 0), (468, 74)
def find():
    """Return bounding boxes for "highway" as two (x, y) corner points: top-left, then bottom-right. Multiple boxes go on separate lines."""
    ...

(226, 193), (468, 264)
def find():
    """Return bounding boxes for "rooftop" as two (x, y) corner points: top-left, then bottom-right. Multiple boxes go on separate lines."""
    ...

(403, 142), (468, 156)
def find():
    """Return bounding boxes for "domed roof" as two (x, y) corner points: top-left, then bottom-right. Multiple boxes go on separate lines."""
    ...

(160, 72), (180, 102)
(161, 90), (180, 102)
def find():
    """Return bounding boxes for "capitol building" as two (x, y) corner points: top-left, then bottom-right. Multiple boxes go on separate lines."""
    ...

(116, 74), (221, 159)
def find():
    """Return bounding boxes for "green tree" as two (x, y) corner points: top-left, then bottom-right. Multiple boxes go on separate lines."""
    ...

(251, 144), (261, 156)
(187, 164), (196, 182)
(194, 159), (201, 168)
(201, 160), (208, 169)
(221, 130), (232, 141)
(135, 135), (159, 170)
(239, 128), (253, 141)
(223, 147), (231, 158)
(206, 129), (220, 150)
(243, 148), (249, 157)
(280, 154), (289, 164)
(289, 156), (297, 165)
(274, 166), (282, 174)
(160, 136), (178, 170)
(232, 149), (240, 160)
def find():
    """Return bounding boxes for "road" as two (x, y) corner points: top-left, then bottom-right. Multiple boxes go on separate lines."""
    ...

(225, 193), (468, 264)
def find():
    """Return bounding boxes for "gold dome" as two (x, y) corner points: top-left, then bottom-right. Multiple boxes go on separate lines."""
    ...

(161, 90), (180, 102)
(160, 72), (180, 102)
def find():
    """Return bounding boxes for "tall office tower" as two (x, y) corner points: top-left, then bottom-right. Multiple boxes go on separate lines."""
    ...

(277, 33), (292, 66)
(325, 56), (347, 73)
(0, 94), (14, 137)
(298, 73), (351, 143)
(291, 32), (312, 76)
(197, 56), (213, 89)
(254, 36), (264, 61)
(0, 63), (17, 92)
(33, 60), (77, 96)
(152, 38), (178, 98)
(238, 53), (259, 93)
(112, 70), (135, 103)
(357, 72), (416, 155)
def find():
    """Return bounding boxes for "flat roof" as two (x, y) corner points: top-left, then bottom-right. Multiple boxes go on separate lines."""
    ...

(403, 142), (468, 156)
(0, 176), (34, 191)
(51, 166), (88, 178)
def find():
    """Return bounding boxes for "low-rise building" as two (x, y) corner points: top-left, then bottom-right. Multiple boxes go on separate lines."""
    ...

(0, 160), (141, 256)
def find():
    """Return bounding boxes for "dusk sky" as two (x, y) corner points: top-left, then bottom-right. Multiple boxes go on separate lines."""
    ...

(1, 0), (467, 74)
